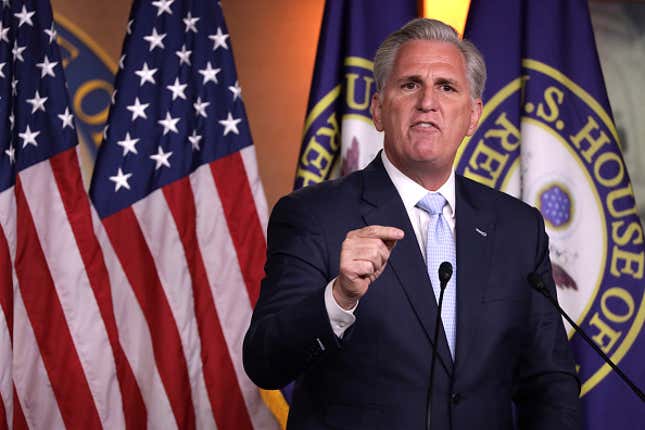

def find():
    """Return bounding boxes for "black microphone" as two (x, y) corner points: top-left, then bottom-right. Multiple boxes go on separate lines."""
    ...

(527, 272), (645, 402)
(427, 261), (453, 430)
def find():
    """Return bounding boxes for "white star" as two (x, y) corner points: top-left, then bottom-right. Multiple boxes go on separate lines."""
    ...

(188, 130), (202, 151)
(127, 97), (149, 121)
(175, 44), (191, 66)
(219, 112), (241, 136)
(8, 112), (14, 130)
(151, 0), (174, 16)
(209, 27), (229, 50)
(19, 125), (40, 148)
(11, 78), (18, 96)
(134, 62), (157, 86)
(198, 61), (220, 84)
(26, 91), (48, 113)
(58, 107), (75, 129)
(14, 5), (35, 28)
(193, 97), (210, 118)
(158, 111), (180, 135)
(150, 146), (173, 170)
(183, 12), (199, 33)
(44, 23), (57, 44)
(36, 55), (58, 78)
(228, 80), (242, 101)
(116, 132), (139, 156)
(127, 19), (133, 35)
(0, 62), (5, 79)
(144, 28), (166, 51)
(12, 41), (26, 62)
(112, 89), (117, 104)
(4, 145), (15, 164)
(119, 54), (126, 69)
(103, 124), (109, 139)
(166, 78), (187, 101)
(109, 168), (132, 191)
(0, 22), (9, 43)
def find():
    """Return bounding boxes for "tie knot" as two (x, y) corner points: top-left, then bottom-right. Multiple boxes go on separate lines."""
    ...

(417, 193), (447, 215)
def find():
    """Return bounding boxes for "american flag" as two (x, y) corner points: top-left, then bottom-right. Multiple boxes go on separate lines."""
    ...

(1, 0), (278, 428)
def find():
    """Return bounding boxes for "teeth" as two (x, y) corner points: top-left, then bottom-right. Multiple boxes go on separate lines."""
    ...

(414, 122), (434, 128)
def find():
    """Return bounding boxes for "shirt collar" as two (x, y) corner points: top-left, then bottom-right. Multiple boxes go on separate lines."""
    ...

(381, 151), (456, 219)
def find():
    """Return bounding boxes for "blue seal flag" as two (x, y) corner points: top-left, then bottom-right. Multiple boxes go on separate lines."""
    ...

(458, 0), (645, 426)
(294, 0), (417, 190)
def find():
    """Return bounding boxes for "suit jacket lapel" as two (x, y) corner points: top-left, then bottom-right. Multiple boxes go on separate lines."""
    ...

(454, 176), (496, 372)
(359, 156), (454, 376)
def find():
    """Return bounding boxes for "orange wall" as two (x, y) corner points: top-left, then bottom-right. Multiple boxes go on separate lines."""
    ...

(51, 0), (325, 209)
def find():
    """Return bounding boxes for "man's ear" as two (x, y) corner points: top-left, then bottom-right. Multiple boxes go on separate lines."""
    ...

(466, 98), (483, 136)
(371, 92), (384, 131)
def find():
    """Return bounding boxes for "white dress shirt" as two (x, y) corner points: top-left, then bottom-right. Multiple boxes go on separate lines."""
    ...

(325, 151), (456, 338)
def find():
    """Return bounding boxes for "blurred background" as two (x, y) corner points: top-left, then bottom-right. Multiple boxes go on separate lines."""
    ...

(50, 0), (645, 217)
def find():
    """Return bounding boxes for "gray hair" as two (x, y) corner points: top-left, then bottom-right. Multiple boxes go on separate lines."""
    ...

(373, 18), (486, 99)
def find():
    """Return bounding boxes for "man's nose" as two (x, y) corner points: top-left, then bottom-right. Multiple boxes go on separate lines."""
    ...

(416, 86), (436, 112)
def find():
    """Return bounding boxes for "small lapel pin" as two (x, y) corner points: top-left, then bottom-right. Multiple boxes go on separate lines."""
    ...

(475, 227), (487, 237)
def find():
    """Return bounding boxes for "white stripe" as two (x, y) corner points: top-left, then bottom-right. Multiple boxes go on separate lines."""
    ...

(132, 190), (217, 430)
(13, 290), (65, 430)
(19, 162), (124, 429)
(0, 188), (16, 429)
(91, 206), (177, 430)
(240, 146), (268, 238)
(191, 164), (279, 430)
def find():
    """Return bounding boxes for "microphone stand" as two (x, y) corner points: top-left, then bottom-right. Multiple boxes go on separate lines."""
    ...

(528, 273), (645, 402)
(427, 262), (453, 430)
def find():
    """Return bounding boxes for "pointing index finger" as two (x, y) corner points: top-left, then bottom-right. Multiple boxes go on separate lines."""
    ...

(352, 225), (405, 241)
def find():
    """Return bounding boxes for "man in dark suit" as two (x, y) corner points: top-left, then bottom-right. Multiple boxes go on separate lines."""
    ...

(244, 18), (580, 429)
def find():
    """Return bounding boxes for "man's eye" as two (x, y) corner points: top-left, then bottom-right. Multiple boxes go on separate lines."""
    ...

(440, 84), (455, 92)
(402, 82), (417, 90)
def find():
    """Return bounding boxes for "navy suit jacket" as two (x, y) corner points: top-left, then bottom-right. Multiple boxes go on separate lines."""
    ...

(244, 155), (580, 430)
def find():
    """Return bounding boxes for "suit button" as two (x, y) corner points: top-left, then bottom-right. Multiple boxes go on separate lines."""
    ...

(451, 393), (461, 404)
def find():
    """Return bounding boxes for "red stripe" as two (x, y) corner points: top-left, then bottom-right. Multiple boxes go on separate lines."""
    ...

(210, 153), (266, 306)
(14, 177), (102, 429)
(163, 177), (253, 430)
(49, 149), (147, 429)
(12, 387), (27, 430)
(103, 208), (196, 430)
(0, 226), (12, 341)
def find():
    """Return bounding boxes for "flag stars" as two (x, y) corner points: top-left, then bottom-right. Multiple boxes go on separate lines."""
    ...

(110, 168), (132, 191)
(228, 80), (242, 101)
(0, 22), (9, 43)
(36, 55), (58, 78)
(144, 28), (166, 51)
(188, 130), (202, 151)
(11, 78), (18, 96)
(14, 5), (35, 28)
(127, 19), (133, 35)
(135, 62), (157, 86)
(198, 61), (220, 84)
(127, 97), (149, 121)
(166, 78), (187, 100)
(44, 23), (57, 44)
(4, 145), (15, 164)
(183, 12), (199, 33)
(219, 112), (241, 136)
(158, 111), (180, 135)
(119, 54), (126, 69)
(193, 97), (209, 118)
(116, 132), (139, 156)
(0, 62), (5, 79)
(152, 0), (174, 16)
(58, 107), (75, 129)
(176, 44), (192, 66)
(19, 125), (40, 148)
(209, 27), (229, 50)
(150, 146), (173, 169)
(12, 41), (26, 62)
(26, 91), (48, 113)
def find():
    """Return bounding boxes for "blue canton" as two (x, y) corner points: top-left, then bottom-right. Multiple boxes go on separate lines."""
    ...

(89, 0), (252, 218)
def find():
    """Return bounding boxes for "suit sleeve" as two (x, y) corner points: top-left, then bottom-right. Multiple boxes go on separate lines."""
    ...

(513, 207), (582, 430)
(243, 194), (340, 389)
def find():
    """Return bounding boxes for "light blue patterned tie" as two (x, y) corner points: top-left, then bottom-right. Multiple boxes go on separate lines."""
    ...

(417, 193), (457, 358)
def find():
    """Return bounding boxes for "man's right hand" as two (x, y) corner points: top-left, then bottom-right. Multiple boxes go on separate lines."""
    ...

(333, 225), (404, 309)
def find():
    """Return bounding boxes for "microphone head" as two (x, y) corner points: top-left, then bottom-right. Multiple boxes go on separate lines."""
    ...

(438, 262), (453, 285)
